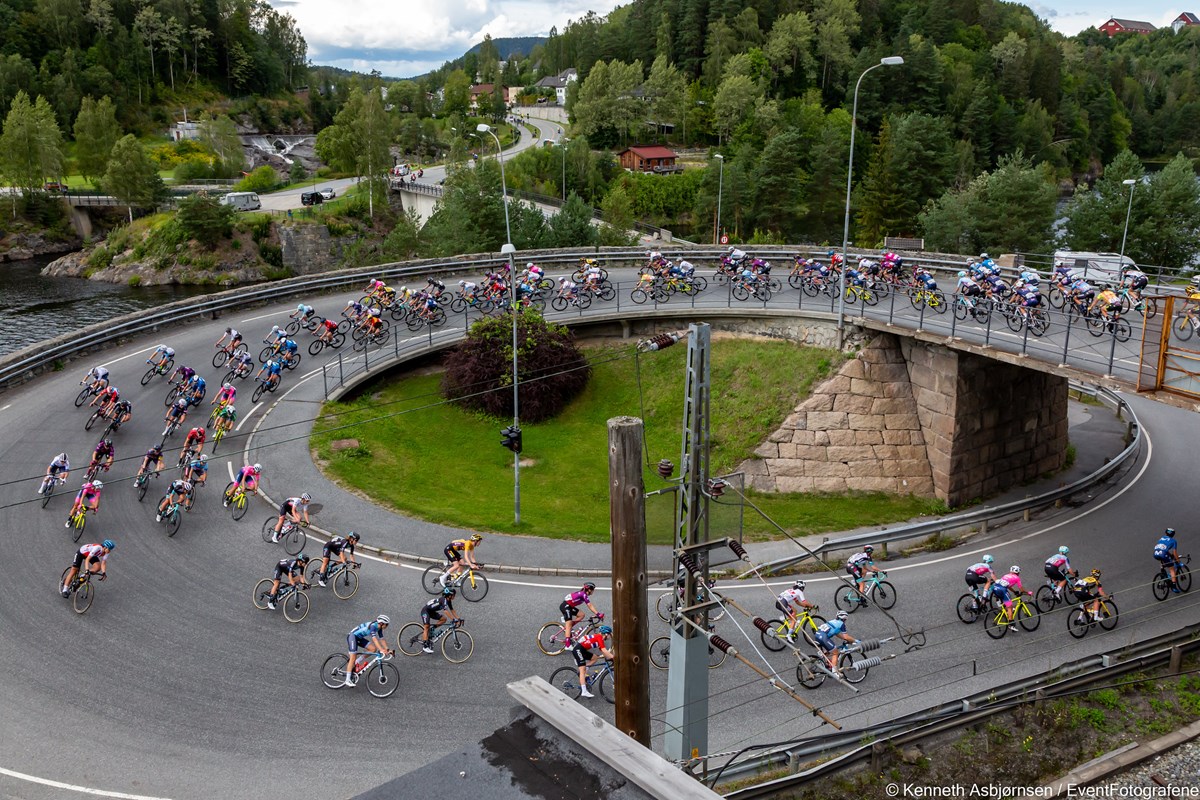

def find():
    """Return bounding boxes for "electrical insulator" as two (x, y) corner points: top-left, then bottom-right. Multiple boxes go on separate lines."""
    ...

(657, 458), (674, 479)
(710, 634), (733, 654)
(677, 552), (699, 575)
(708, 478), (727, 497)
(752, 617), (771, 634)
(727, 540), (749, 560)
(859, 638), (882, 652)
(638, 332), (682, 352)
(852, 656), (883, 670)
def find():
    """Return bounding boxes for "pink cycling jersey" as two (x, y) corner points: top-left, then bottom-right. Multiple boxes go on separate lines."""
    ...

(997, 573), (1024, 593)
(563, 590), (591, 607)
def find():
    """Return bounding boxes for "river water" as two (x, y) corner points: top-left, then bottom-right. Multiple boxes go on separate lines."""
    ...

(0, 254), (217, 356)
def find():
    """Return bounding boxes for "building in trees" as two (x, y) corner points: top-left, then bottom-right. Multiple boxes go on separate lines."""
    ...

(1172, 12), (1200, 32)
(1097, 18), (1157, 36)
(617, 145), (681, 174)
(534, 69), (578, 105)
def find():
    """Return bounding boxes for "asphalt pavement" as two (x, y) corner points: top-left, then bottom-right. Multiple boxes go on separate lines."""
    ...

(0, 272), (1194, 798)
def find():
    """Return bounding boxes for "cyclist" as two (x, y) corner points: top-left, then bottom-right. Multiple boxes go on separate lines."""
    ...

(441, 534), (483, 586)
(262, 325), (286, 347)
(1088, 285), (1121, 320)
(290, 304), (317, 326)
(342, 615), (392, 686)
(181, 426), (206, 460)
(186, 374), (206, 405)
(316, 317), (339, 344)
(109, 398), (133, 429)
(211, 382), (236, 409)
(229, 349), (255, 377)
(570, 624), (615, 698)
(61, 540), (114, 596)
(420, 586), (463, 653)
(965, 554), (996, 600)
(813, 611), (857, 677)
(1122, 265), (1149, 304)
(560, 582), (603, 641)
(1154, 527), (1181, 591)
(67, 479), (103, 526)
(1044, 546), (1076, 600)
(845, 546), (880, 603)
(556, 276), (580, 304)
(164, 396), (190, 430)
(89, 383), (119, 411)
(168, 363), (195, 386)
(990, 565), (1030, 627)
(183, 453), (208, 493)
(138, 443), (165, 478)
(214, 326), (243, 354)
(255, 357), (284, 392)
(271, 493), (311, 542)
(213, 401), (237, 439)
(265, 553), (311, 609)
(146, 345), (175, 370)
(41, 452), (71, 494)
(317, 531), (360, 587)
(88, 439), (115, 476)
(226, 463), (261, 505)
(357, 311), (384, 340)
(156, 477), (192, 521)
(279, 337), (300, 364)
(457, 280), (478, 302)
(1067, 278), (1095, 314)
(1071, 568), (1109, 622)
(81, 366), (109, 395)
(955, 271), (983, 305)
(914, 267), (939, 291)
(775, 581), (816, 643)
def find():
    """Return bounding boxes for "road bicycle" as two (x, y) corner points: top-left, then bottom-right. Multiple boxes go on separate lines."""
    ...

(420, 563), (489, 601)
(956, 587), (997, 624)
(404, 305), (447, 331)
(799, 274), (841, 300)
(952, 293), (991, 324)
(83, 460), (110, 483)
(656, 579), (726, 622)
(140, 357), (174, 386)
(284, 315), (322, 336)
(211, 421), (229, 453)
(163, 382), (187, 408)
(100, 414), (125, 441)
(161, 416), (184, 440)
(1085, 311), (1132, 342)
(60, 566), (98, 614)
(307, 332), (346, 357)
(552, 292), (594, 311)
(252, 577), (310, 623)
(305, 559), (360, 599)
(38, 473), (66, 508)
(261, 517), (306, 556)
(134, 469), (159, 502)
(731, 276), (773, 302)
(67, 506), (93, 543)
(910, 286), (947, 314)
(396, 618), (474, 663)
(74, 378), (108, 408)
(1067, 594), (1119, 638)
(549, 659), (615, 703)
(650, 626), (726, 670)
(983, 592), (1041, 638)
(222, 359), (254, 385)
(1034, 575), (1077, 614)
(155, 494), (184, 537)
(250, 373), (281, 404)
(537, 615), (604, 657)
(1152, 555), (1192, 601)
(212, 341), (249, 369)
(795, 642), (869, 689)
(760, 607), (828, 650)
(1172, 305), (1200, 342)
(320, 650), (398, 698)
(449, 292), (495, 315)
(1115, 287), (1157, 319)
(842, 282), (878, 307)
(176, 445), (198, 471)
(834, 572), (897, 613)
(580, 279), (617, 303)
(352, 326), (390, 351)
(222, 481), (253, 521)
(572, 263), (609, 283)
(84, 405), (110, 432)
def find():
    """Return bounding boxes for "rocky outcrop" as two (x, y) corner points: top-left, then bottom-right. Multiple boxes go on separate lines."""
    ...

(278, 225), (360, 275)
(0, 232), (80, 262)
(42, 248), (272, 286)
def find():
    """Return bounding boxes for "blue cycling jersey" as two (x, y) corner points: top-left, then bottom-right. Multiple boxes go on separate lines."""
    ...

(265, 362), (282, 376)
(1154, 536), (1177, 560)
(351, 621), (383, 640)
(815, 619), (845, 638)
(188, 461), (208, 474)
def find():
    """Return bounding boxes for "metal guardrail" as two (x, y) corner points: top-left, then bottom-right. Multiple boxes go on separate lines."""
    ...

(737, 384), (1140, 578)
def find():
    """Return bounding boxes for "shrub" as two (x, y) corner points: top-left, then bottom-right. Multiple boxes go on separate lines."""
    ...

(127, 275), (141, 286)
(258, 242), (283, 267)
(235, 165), (281, 193)
(175, 194), (235, 249)
(441, 310), (591, 422)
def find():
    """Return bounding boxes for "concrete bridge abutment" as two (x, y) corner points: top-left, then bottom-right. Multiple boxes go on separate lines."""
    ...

(745, 333), (1068, 507)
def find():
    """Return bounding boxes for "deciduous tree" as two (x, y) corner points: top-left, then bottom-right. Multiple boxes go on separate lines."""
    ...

(73, 95), (121, 187)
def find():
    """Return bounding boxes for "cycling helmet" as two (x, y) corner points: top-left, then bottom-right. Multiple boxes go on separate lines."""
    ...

(400, 286), (408, 293)
(458, 280), (466, 288)
(527, 262), (535, 269)
(92, 480), (103, 489)
(442, 586), (456, 596)
(1059, 546), (1069, 555)
(296, 304), (304, 312)
(296, 553), (310, 564)
(225, 327), (232, 334)
(253, 463), (262, 473)
(1010, 565), (1021, 574)
(375, 614), (390, 626)
(583, 582), (596, 592)
(1091, 568), (1102, 577)
(793, 581), (806, 591)
(599, 625), (613, 635)
(102, 539), (114, 550)
(980, 252), (989, 259)
(1165, 527), (1176, 536)
(836, 610), (849, 620)
(1055, 260), (1065, 267)
(200, 454), (208, 462)
(957, 270), (967, 278)
(223, 383), (233, 390)
(470, 534), (483, 543)
(347, 531), (360, 541)
(558, 276), (567, 283)
(983, 554), (994, 564)
(272, 325), (281, 333)
(102, 439), (112, 448)
(56, 452), (67, 461)
(863, 545), (874, 554)
(300, 492), (311, 502)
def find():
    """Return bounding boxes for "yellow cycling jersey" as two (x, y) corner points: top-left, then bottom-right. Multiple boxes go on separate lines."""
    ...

(450, 539), (477, 552)
(1074, 576), (1101, 592)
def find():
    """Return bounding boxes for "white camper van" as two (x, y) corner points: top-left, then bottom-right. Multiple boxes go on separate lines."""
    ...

(1054, 251), (1135, 283)
(219, 191), (262, 212)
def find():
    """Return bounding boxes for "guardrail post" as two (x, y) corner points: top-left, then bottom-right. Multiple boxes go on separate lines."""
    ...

(1021, 316), (1031, 353)
(364, 341), (369, 372)
(1170, 645), (1184, 674)
(322, 364), (328, 398)
(1059, 313), (1072, 366)
(1105, 328), (1119, 377)
(338, 352), (344, 387)
(949, 300), (958, 337)
(886, 285), (896, 325)
(983, 307), (993, 346)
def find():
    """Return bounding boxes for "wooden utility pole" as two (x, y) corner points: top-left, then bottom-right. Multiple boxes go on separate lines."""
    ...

(609, 415), (650, 746)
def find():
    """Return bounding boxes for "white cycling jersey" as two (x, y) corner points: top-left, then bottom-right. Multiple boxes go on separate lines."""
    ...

(777, 587), (806, 606)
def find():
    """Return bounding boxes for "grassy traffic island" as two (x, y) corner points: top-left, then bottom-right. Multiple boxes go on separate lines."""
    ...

(311, 332), (945, 543)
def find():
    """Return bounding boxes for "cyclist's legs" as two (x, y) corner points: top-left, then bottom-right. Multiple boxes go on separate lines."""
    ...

(562, 603), (583, 639)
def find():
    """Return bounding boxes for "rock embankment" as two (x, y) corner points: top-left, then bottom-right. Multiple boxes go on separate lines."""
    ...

(41, 248), (271, 286)
(0, 232), (79, 262)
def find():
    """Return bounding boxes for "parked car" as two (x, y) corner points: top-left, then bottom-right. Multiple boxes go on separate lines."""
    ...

(219, 191), (262, 211)
(318, 187), (336, 201)
(300, 191), (323, 206)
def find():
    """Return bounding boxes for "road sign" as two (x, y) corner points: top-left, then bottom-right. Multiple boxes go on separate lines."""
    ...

(720, 235), (729, 244)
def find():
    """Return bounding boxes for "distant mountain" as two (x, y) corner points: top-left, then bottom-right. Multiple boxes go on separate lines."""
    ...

(466, 36), (546, 60)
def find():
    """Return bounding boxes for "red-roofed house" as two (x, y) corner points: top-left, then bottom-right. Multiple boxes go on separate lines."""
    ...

(470, 84), (498, 111)
(1098, 17), (1157, 35)
(1173, 12), (1200, 32)
(618, 145), (682, 174)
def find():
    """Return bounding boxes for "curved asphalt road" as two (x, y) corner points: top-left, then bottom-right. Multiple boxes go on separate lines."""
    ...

(0, 268), (1195, 798)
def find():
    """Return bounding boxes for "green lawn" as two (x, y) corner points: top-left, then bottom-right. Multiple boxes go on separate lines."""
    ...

(310, 338), (943, 543)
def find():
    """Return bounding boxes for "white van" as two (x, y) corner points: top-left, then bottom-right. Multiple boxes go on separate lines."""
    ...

(219, 191), (262, 211)
(1053, 250), (1135, 283)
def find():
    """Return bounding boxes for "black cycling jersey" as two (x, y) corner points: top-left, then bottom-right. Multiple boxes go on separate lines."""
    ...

(422, 596), (453, 616)
(324, 537), (354, 556)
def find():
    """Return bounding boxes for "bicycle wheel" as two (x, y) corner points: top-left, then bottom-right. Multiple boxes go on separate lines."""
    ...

(598, 668), (615, 703)
(397, 623), (426, 656)
(253, 578), (273, 610)
(1152, 571), (1172, 601)
(307, 339), (325, 357)
(1067, 607), (1090, 639)
(1016, 602), (1040, 632)
(870, 581), (897, 610)
(283, 527), (306, 556)
(421, 565), (444, 595)
(731, 283), (750, 301)
(460, 572), (489, 602)
(332, 568), (359, 600)
(649, 636), (671, 669)
(598, 285), (616, 302)
(1178, 565), (1192, 592)
(953, 298), (968, 321)
(910, 292), (925, 311)
(1143, 298), (1159, 319)
(840, 651), (868, 684)
(984, 609), (1008, 639)
(74, 387), (91, 407)
(73, 581), (93, 614)
(928, 290), (947, 314)
(1113, 318), (1131, 343)
(212, 349), (229, 369)
(321, 653), (350, 689)
(166, 508), (181, 538)
(549, 666), (582, 699)
(1034, 584), (1059, 614)
(231, 493), (248, 521)
(1029, 309), (1050, 336)
(1048, 285), (1065, 309)
(140, 367), (157, 386)
(760, 618), (789, 652)
(655, 592), (677, 621)
(1098, 598), (1119, 631)
(551, 296), (569, 311)
(261, 517), (278, 544)
(796, 659), (827, 689)
(1173, 315), (1194, 341)
(72, 512), (85, 542)
(281, 590), (310, 623)
(537, 621), (569, 656)
(367, 661), (400, 698)
(690, 276), (708, 292)
(707, 641), (726, 669)
(1006, 310), (1024, 333)
(834, 586), (863, 613)
(441, 628), (474, 663)
(84, 410), (102, 431)
(957, 593), (983, 624)
(258, 346), (273, 363)
(251, 382), (266, 403)
(330, 332), (345, 349)
(40, 480), (54, 508)
(284, 320), (301, 336)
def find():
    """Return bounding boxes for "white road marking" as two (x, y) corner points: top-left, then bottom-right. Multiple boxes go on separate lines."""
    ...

(240, 310), (291, 324)
(100, 347), (157, 368)
(0, 404), (9, 412)
(233, 401), (262, 432)
(0, 766), (172, 799)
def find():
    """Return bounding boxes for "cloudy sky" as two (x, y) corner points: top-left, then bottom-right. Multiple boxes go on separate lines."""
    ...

(270, 0), (1190, 78)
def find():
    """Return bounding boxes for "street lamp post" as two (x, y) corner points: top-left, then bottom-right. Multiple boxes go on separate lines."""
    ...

(479, 123), (520, 525)
(714, 154), (724, 245)
(837, 56), (904, 345)
(560, 138), (570, 201)
(1119, 178), (1137, 265)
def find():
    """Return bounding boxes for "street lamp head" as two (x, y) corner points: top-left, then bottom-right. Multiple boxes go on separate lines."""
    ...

(714, 153), (724, 160)
(476, 123), (492, 133)
(880, 56), (904, 66)
(500, 243), (516, 255)
(1122, 178), (1137, 186)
